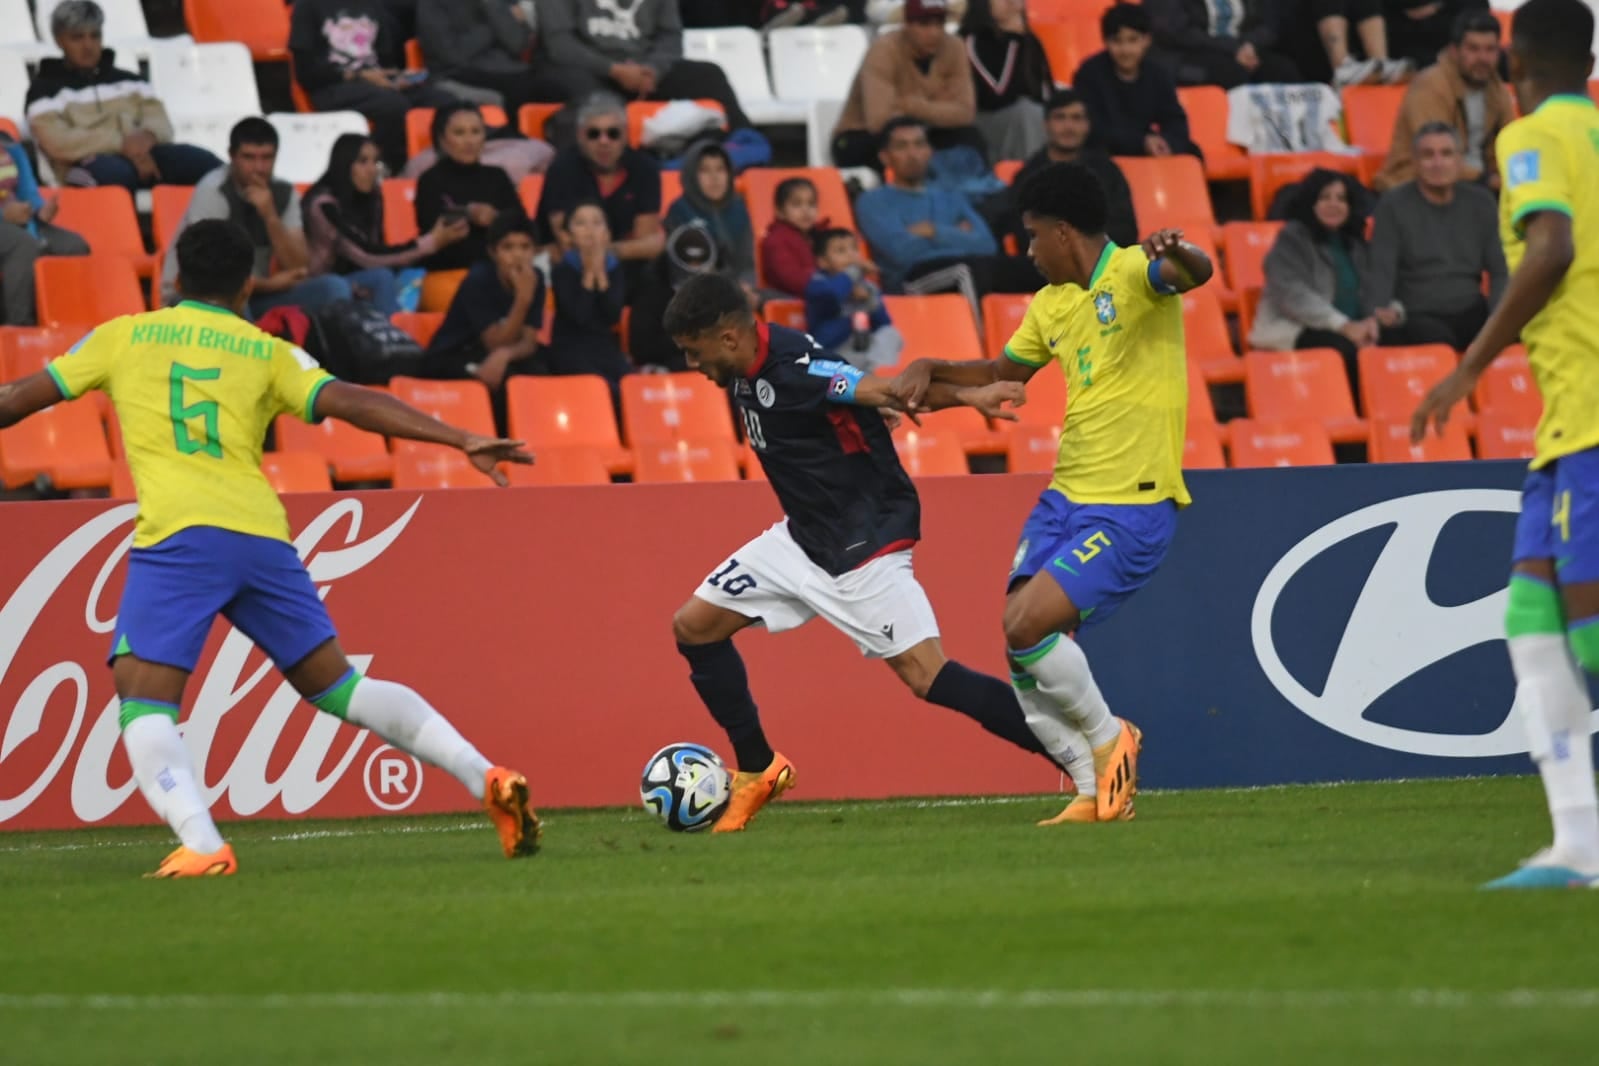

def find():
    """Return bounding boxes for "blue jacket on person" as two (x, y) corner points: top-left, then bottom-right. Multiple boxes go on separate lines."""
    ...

(855, 182), (997, 292)
(804, 270), (891, 351)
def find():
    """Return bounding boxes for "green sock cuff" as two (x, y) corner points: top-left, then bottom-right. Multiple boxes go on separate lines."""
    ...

(1569, 618), (1599, 674)
(119, 699), (179, 730)
(1011, 633), (1062, 668)
(310, 669), (363, 719)
(1505, 574), (1564, 638)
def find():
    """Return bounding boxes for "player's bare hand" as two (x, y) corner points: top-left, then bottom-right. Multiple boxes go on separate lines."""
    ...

(1410, 369), (1474, 445)
(877, 406), (908, 430)
(887, 359), (935, 411)
(1141, 228), (1185, 261)
(960, 380), (1027, 422)
(462, 435), (534, 486)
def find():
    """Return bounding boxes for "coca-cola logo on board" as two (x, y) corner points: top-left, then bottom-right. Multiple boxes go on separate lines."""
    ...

(0, 498), (421, 825)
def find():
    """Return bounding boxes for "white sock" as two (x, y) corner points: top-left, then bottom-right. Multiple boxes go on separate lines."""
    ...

(121, 713), (226, 854)
(343, 677), (494, 801)
(1016, 634), (1121, 750)
(1508, 634), (1599, 867)
(1012, 681), (1096, 796)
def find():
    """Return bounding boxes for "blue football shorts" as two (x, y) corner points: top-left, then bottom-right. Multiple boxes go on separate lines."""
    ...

(1008, 488), (1179, 628)
(1511, 446), (1599, 585)
(111, 525), (337, 672)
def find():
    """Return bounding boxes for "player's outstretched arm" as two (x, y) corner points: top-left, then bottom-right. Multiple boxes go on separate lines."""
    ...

(852, 373), (1026, 422)
(888, 355), (1036, 412)
(1411, 211), (1574, 444)
(0, 371), (66, 429)
(1142, 229), (1213, 294)
(313, 380), (533, 485)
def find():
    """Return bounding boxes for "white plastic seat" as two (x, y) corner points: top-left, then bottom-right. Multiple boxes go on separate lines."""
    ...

(172, 112), (248, 162)
(683, 26), (805, 126)
(769, 25), (870, 103)
(151, 42), (262, 118)
(268, 111), (370, 185)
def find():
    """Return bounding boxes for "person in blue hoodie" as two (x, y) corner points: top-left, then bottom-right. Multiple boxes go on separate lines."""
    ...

(0, 137), (88, 325)
(855, 116), (1038, 317)
(804, 227), (903, 371)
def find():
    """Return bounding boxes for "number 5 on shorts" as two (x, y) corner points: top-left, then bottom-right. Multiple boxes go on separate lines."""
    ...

(169, 363), (222, 458)
(1073, 530), (1111, 564)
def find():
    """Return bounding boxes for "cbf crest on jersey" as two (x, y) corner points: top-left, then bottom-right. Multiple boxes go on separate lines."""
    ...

(1094, 291), (1117, 325)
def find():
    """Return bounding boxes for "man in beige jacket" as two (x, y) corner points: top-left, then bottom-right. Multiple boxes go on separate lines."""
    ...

(831, 0), (985, 168)
(1373, 9), (1514, 193)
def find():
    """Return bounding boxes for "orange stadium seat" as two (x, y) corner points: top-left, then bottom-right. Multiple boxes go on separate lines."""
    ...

(763, 298), (806, 330)
(0, 397), (113, 490)
(893, 428), (969, 477)
(391, 442), (500, 489)
(406, 106), (507, 160)
(405, 39), (424, 71)
(0, 326), (76, 381)
(390, 311), (443, 348)
(1222, 220), (1281, 299)
(274, 413), (394, 483)
(1180, 227), (1233, 310)
(1182, 287), (1242, 384)
(901, 403), (1002, 455)
(1475, 408), (1538, 460)
(880, 294), (983, 366)
(1188, 359), (1217, 429)
(506, 447), (613, 486)
(1473, 344), (1540, 423)
(261, 452), (334, 494)
(620, 372), (735, 446)
(1250, 152), (1362, 221)
(49, 186), (153, 276)
(1244, 348), (1366, 443)
(1032, 18), (1097, 83)
(1357, 345), (1457, 422)
(518, 174), (544, 219)
(151, 184), (194, 252)
(388, 376), (496, 436)
(1342, 85), (1405, 181)
(1227, 418), (1336, 468)
(35, 256), (144, 329)
(418, 269), (468, 313)
(519, 103), (562, 141)
(744, 167), (858, 284)
(661, 169), (684, 212)
(627, 100), (725, 148)
(110, 460), (136, 499)
(382, 178), (419, 245)
(1117, 154), (1217, 237)
(1006, 422), (1060, 474)
(1184, 420), (1226, 469)
(994, 159), (1025, 184)
(632, 438), (742, 482)
(186, 0), (289, 61)
(1369, 416), (1472, 462)
(1178, 85), (1249, 181)
(981, 292), (1031, 359)
(1015, 358), (1067, 427)
(505, 376), (632, 475)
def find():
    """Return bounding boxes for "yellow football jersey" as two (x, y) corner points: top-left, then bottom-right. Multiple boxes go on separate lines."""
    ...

(1005, 243), (1191, 507)
(48, 301), (334, 548)
(1496, 94), (1599, 469)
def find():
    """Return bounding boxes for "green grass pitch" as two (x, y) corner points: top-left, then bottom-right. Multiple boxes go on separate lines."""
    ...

(3, 776), (1597, 1065)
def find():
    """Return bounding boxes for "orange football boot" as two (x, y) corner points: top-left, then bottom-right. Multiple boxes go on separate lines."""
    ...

(1093, 720), (1143, 822)
(145, 843), (237, 878)
(712, 752), (796, 833)
(484, 767), (543, 858)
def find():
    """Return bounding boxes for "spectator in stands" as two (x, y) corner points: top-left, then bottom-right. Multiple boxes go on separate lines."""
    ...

(665, 142), (757, 302)
(534, 0), (750, 132)
(289, 0), (460, 175)
(304, 133), (472, 314)
(26, 2), (222, 192)
(415, 104), (525, 273)
(1368, 122), (1505, 350)
(0, 135), (88, 325)
(805, 227), (902, 370)
(761, 176), (823, 298)
(1283, 0), (1411, 86)
(547, 201), (634, 399)
(425, 212), (545, 394)
(415, 0), (571, 114)
(1250, 168), (1399, 388)
(832, 0), (986, 169)
(535, 93), (673, 367)
(1073, 4), (1201, 159)
(1373, 9), (1511, 192)
(1385, 0), (1491, 72)
(1146, 0), (1302, 88)
(855, 117), (1036, 312)
(1011, 89), (1137, 248)
(958, 0), (1054, 164)
(756, 1), (856, 28)
(160, 118), (351, 317)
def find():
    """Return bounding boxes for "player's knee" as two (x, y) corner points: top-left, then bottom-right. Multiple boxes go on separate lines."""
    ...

(1002, 598), (1052, 652)
(672, 602), (717, 647)
(888, 642), (944, 700)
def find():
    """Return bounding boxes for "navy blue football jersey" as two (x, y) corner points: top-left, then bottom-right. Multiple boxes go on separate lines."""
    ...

(731, 324), (920, 576)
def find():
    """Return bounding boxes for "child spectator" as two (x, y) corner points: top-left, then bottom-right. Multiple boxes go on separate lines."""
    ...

(760, 176), (822, 297)
(805, 228), (904, 371)
(664, 142), (757, 295)
(547, 201), (634, 400)
(1074, 3), (1201, 158)
(425, 213), (544, 397)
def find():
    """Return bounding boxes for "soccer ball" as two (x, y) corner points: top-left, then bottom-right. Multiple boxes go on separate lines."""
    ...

(640, 742), (733, 832)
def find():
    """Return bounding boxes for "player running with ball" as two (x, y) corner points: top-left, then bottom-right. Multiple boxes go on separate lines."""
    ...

(1411, 0), (1599, 889)
(892, 163), (1213, 825)
(0, 220), (542, 876)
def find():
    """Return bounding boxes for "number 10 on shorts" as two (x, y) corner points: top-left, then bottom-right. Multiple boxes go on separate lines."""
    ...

(707, 558), (758, 597)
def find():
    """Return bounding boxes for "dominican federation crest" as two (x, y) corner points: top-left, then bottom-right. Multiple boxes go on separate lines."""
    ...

(1093, 291), (1116, 325)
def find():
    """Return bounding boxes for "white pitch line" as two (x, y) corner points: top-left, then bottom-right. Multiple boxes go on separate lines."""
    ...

(1, 988), (1597, 1012)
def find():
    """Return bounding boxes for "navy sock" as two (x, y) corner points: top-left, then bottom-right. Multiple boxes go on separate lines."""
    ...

(677, 639), (774, 771)
(925, 660), (1054, 764)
